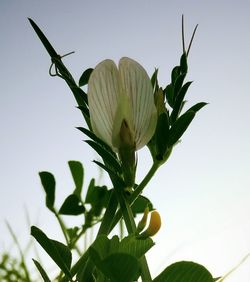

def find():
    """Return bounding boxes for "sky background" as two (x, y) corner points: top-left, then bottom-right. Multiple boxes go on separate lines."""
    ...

(1, 0), (250, 281)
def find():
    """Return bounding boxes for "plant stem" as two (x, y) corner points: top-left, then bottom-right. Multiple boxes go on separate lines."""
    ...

(110, 161), (160, 232)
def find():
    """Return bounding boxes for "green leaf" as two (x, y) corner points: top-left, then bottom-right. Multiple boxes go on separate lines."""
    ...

(32, 259), (51, 282)
(186, 102), (208, 113)
(168, 111), (195, 147)
(151, 68), (159, 91)
(79, 68), (93, 87)
(164, 84), (175, 108)
(31, 226), (72, 279)
(59, 194), (85, 215)
(171, 66), (180, 85)
(100, 253), (139, 282)
(155, 112), (170, 161)
(85, 140), (122, 174)
(68, 161), (84, 197)
(170, 81), (192, 124)
(77, 127), (116, 157)
(131, 195), (153, 214)
(39, 172), (55, 212)
(180, 53), (188, 74)
(153, 261), (214, 282)
(173, 73), (186, 98)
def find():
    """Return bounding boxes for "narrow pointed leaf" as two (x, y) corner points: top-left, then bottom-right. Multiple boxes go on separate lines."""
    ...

(39, 172), (55, 212)
(85, 140), (122, 173)
(31, 226), (72, 279)
(180, 53), (188, 74)
(153, 261), (213, 282)
(33, 259), (51, 282)
(68, 161), (84, 197)
(79, 68), (93, 87)
(168, 111), (195, 147)
(164, 84), (174, 108)
(59, 194), (85, 215)
(170, 81), (192, 124)
(173, 73), (186, 98)
(171, 66), (180, 85)
(187, 102), (208, 113)
(155, 112), (170, 160)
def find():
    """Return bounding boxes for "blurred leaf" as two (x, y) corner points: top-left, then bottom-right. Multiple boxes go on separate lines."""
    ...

(168, 111), (195, 147)
(131, 195), (153, 214)
(59, 194), (85, 215)
(155, 112), (170, 160)
(151, 68), (159, 91)
(153, 261), (213, 282)
(164, 84), (174, 108)
(85, 178), (96, 203)
(180, 53), (188, 74)
(85, 140), (122, 174)
(170, 81), (192, 124)
(68, 160), (84, 197)
(31, 226), (72, 279)
(186, 102), (208, 113)
(32, 259), (51, 282)
(39, 172), (55, 212)
(171, 66), (180, 85)
(66, 226), (79, 241)
(79, 68), (93, 87)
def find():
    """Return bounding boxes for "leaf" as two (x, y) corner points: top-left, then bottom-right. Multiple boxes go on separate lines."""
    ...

(164, 84), (174, 108)
(171, 66), (180, 85)
(170, 81), (192, 124)
(31, 226), (72, 279)
(39, 172), (55, 212)
(59, 194), (85, 215)
(151, 68), (159, 91)
(33, 259), (51, 282)
(85, 140), (122, 174)
(68, 161), (84, 197)
(153, 261), (214, 282)
(77, 127), (116, 157)
(173, 73), (186, 98)
(168, 111), (195, 147)
(79, 68), (93, 87)
(180, 53), (188, 74)
(155, 112), (170, 160)
(100, 253), (139, 282)
(186, 102), (208, 113)
(131, 195), (153, 214)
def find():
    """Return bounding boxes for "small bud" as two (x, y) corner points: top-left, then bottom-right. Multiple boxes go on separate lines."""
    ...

(138, 210), (161, 238)
(137, 207), (149, 233)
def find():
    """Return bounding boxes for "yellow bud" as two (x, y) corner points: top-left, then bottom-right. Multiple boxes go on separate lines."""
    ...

(138, 210), (161, 238)
(137, 207), (149, 233)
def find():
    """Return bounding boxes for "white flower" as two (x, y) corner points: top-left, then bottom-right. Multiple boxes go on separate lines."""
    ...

(87, 57), (157, 152)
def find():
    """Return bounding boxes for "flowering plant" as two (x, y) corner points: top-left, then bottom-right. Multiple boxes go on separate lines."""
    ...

(2, 17), (228, 282)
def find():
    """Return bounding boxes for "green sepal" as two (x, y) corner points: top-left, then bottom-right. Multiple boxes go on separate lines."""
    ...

(39, 171), (56, 212)
(79, 68), (93, 87)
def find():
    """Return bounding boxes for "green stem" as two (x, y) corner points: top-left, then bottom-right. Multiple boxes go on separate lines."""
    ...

(114, 186), (152, 281)
(54, 211), (70, 246)
(110, 161), (160, 232)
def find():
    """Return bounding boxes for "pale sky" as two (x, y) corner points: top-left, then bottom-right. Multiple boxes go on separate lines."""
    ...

(1, 1), (250, 281)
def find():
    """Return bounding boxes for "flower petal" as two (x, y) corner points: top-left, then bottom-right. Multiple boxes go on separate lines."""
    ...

(119, 57), (157, 150)
(88, 59), (121, 149)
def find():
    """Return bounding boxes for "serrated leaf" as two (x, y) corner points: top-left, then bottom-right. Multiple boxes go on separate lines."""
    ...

(153, 261), (213, 282)
(168, 111), (195, 147)
(33, 259), (51, 282)
(119, 235), (154, 259)
(170, 81), (192, 124)
(59, 194), (85, 215)
(31, 226), (72, 279)
(68, 161), (84, 197)
(79, 68), (93, 87)
(39, 172), (55, 212)
(85, 140), (122, 174)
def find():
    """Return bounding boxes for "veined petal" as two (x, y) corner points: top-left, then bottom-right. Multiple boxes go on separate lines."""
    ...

(88, 59), (121, 149)
(119, 57), (157, 150)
